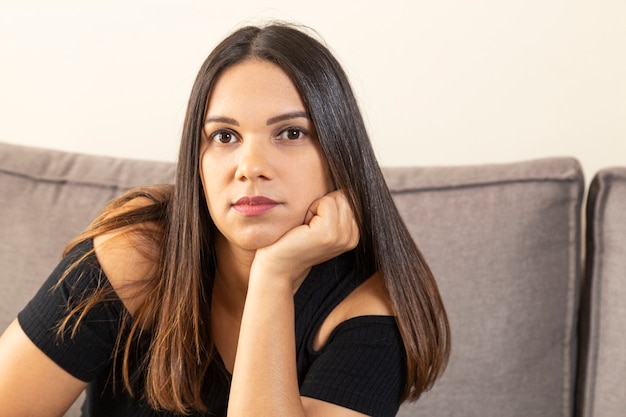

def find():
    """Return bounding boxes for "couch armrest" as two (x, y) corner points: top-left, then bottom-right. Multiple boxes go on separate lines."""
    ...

(577, 167), (626, 417)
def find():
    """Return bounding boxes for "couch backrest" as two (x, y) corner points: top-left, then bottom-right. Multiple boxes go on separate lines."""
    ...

(0, 142), (175, 417)
(0, 142), (175, 332)
(386, 158), (584, 417)
(577, 167), (626, 417)
(1, 142), (585, 417)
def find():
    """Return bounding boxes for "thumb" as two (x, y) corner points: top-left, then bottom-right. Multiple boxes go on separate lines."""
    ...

(303, 198), (321, 225)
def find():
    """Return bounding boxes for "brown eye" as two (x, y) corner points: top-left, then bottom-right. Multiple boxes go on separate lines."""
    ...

(278, 128), (307, 141)
(211, 130), (237, 144)
(287, 129), (301, 140)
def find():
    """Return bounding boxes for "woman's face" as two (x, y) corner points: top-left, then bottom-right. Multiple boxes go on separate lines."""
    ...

(200, 59), (334, 252)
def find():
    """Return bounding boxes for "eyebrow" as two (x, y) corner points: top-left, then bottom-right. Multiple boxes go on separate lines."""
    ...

(204, 116), (239, 126)
(204, 111), (309, 126)
(266, 111), (309, 125)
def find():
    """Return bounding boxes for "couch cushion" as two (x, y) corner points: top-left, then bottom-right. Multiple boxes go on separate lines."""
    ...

(1, 143), (584, 417)
(386, 158), (584, 417)
(577, 167), (626, 417)
(0, 142), (175, 332)
(0, 142), (175, 417)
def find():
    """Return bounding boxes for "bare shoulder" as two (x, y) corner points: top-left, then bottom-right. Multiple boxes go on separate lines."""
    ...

(337, 271), (395, 319)
(313, 271), (394, 350)
(93, 196), (161, 316)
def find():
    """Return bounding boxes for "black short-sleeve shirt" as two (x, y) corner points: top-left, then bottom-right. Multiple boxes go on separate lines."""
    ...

(18, 240), (406, 417)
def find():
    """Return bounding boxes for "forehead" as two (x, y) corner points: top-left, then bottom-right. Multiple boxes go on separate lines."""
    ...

(206, 59), (306, 116)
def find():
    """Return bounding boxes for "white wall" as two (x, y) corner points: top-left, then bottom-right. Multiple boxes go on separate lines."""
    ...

(1, 0), (625, 181)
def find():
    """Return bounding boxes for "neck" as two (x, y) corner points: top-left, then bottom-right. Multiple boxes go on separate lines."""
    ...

(212, 234), (256, 316)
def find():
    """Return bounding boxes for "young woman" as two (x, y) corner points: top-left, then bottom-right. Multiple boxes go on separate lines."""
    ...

(0, 23), (450, 417)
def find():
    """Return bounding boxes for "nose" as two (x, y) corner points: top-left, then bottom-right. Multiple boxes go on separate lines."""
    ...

(234, 139), (274, 182)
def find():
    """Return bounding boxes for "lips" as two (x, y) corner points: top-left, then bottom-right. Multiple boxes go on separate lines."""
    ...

(232, 196), (279, 216)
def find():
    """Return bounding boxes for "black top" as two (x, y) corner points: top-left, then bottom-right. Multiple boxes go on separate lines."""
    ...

(18, 239), (406, 417)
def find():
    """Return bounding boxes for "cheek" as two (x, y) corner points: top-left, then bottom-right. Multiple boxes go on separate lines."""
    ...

(321, 163), (335, 192)
(296, 155), (334, 201)
(313, 152), (335, 193)
(199, 156), (211, 199)
(199, 155), (221, 215)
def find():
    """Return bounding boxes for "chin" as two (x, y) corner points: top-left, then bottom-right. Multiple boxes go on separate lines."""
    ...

(234, 233), (284, 251)
(220, 219), (303, 252)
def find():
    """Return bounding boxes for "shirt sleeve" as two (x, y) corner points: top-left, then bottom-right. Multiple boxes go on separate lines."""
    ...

(17, 240), (126, 382)
(300, 315), (407, 417)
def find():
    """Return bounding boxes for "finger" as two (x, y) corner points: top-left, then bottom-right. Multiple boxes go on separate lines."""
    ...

(303, 193), (325, 225)
(319, 192), (357, 248)
(303, 207), (316, 225)
(304, 192), (339, 226)
(332, 191), (360, 247)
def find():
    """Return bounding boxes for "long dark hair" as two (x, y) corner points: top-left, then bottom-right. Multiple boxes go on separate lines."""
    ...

(64, 22), (450, 414)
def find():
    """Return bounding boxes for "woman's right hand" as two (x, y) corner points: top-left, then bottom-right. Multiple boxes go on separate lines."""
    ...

(227, 190), (365, 417)
(250, 189), (360, 292)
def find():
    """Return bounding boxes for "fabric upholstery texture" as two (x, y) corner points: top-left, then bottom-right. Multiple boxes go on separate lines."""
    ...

(577, 167), (626, 417)
(0, 142), (174, 417)
(384, 159), (584, 417)
(0, 141), (598, 417)
(0, 142), (175, 332)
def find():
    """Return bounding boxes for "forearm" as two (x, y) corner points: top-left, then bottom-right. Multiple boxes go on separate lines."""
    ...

(225, 190), (359, 416)
(227, 272), (305, 417)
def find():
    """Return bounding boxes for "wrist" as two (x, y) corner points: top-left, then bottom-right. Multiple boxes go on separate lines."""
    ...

(249, 253), (310, 295)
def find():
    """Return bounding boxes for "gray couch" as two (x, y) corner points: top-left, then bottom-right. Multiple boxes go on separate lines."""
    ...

(1, 141), (624, 417)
